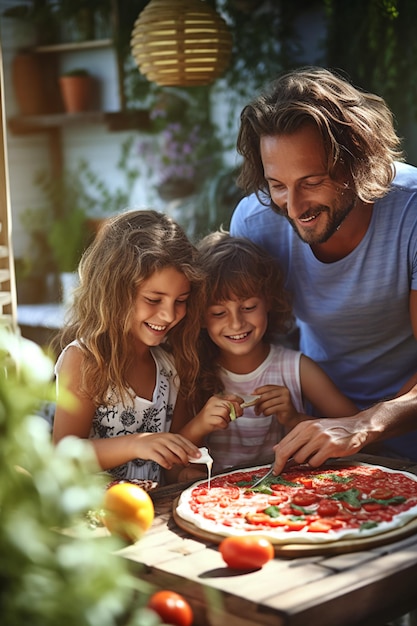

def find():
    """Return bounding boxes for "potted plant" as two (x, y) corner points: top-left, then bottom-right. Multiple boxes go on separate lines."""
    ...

(20, 164), (94, 304)
(57, 0), (115, 42)
(1, 1), (60, 46)
(17, 204), (57, 303)
(43, 165), (94, 304)
(137, 88), (223, 202)
(19, 139), (140, 303)
(0, 328), (160, 626)
(59, 68), (96, 113)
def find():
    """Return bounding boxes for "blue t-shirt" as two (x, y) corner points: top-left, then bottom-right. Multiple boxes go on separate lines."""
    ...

(230, 162), (417, 460)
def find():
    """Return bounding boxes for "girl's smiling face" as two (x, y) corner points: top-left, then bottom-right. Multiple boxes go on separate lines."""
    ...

(204, 295), (269, 360)
(130, 266), (191, 347)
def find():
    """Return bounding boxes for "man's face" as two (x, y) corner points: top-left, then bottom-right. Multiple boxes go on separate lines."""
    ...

(260, 124), (356, 245)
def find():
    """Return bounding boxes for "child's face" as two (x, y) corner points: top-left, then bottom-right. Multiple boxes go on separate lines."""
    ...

(130, 267), (191, 347)
(204, 296), (268, 356)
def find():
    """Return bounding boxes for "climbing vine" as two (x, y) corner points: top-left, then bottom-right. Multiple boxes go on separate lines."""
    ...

(323, 0), (417, 160)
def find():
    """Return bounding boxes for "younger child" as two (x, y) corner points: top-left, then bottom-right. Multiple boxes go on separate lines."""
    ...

(172, 231), (358, 476)
(53, 210), (202, 483)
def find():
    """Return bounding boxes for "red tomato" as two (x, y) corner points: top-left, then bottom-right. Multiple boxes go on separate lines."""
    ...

(246, 512), (287, 527)
(317, 499), (340, 517)
(219, 535), (274, 570)
(370, 487), (393, 500)
(148, 590), (193, 626)
(298, 478), (313, 489)
(363, 502), (383, 512)
(307, 519), (333, 532)
(292, 490), (319, 506)
(342, 501), (362, 512)
(285, 519), (308, 531)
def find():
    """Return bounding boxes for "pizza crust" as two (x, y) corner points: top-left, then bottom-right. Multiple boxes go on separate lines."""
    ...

(176, 462), (417, 545)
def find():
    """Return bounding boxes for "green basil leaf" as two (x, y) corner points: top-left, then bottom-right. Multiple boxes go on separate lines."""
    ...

(330, 487), (362, 507)
(291, 503), (315, 515)
(263, 505), (282, 518)
(363, 495), (406, 506)
(269, 476), (299, 487)
(360, 521), (379, 530)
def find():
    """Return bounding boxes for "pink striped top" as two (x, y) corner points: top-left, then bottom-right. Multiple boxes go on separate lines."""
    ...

(206, 344), (304, 473)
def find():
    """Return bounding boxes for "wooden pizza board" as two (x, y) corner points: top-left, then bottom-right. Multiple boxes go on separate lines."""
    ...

(172, 498), (417, 557)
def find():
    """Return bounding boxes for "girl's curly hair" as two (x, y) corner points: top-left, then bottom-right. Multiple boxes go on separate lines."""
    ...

(56, 209), (204, 405)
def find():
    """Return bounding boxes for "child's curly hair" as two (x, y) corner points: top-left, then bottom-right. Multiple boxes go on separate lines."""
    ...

(195, 230), (294, 408)
(56, 209), (204, 405)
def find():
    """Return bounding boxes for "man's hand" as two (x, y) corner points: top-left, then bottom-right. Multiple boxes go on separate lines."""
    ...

(272, 416), (369, 474)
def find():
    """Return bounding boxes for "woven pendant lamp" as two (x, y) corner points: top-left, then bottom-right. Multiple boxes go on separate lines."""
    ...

(131, 0), (233, 87)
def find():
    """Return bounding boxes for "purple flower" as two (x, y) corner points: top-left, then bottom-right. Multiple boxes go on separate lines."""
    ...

(136, 121), (217, 184)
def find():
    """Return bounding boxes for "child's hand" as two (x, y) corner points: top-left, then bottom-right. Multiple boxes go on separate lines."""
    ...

(134, 432), (200, 470)
(253, 385), (303, 428)
(196, 394), (244, 435)
(174, 395), (243, 446)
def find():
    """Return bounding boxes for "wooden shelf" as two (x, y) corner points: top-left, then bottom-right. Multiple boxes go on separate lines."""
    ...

(34, 39), (113, 54)
(8, 110), (151, 135)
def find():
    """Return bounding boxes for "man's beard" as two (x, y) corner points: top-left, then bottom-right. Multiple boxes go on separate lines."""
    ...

(271, 199), (356, 245)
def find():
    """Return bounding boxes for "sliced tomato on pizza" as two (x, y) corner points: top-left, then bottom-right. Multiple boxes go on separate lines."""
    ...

(176, 463), (417, 545)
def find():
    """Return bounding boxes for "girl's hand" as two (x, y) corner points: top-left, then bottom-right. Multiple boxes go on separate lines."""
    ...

(253, 384), (303, 428)
(134, 432), (200, 470)
(193, 394), (244, 436)
(173, 394), (243, 447)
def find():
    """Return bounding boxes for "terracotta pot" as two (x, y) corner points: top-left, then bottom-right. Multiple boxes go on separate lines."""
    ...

(59, 75), (95, 113)
(12, 53), (46, 115)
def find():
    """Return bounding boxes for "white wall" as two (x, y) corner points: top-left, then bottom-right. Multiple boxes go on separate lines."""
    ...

(0, 1), (327, 262)
(0, 10), (161, 261)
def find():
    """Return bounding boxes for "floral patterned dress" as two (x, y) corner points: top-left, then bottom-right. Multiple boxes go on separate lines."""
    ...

(55, 342), (179, 482)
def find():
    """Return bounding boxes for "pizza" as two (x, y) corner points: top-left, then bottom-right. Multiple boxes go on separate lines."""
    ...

(175, 462), (417, 544)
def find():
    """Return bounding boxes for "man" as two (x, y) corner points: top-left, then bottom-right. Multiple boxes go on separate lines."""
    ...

(230, 66), (417, 460)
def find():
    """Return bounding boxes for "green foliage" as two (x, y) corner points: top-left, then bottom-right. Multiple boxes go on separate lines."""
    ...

(61, 67), (90, 77)
(0, 329), (161, 626)
(20, 138), (139, 274)
(81, 136), (138, 216)
(220, 1), (311, 105)
(138, 91), (223, 189)
(219, 0), (417, 162)
(323, 0), (417, 160)
(32, 163), (94, 273)
(174, 166), (244, 242)
(47, 204), (89, 273)
(122, 1), (313, 130)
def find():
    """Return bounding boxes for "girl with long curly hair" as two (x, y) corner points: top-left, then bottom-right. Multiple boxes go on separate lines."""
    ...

(53, 210), (203, 483)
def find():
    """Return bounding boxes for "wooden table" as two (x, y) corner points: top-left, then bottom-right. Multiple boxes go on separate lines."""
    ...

(117, 454), (417, 626)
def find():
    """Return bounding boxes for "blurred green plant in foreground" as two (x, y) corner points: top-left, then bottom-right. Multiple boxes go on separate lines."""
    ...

(0, 329), (161, 626)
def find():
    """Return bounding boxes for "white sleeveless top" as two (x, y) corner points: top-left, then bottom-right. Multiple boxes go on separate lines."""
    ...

(205, 343), (303, 473)
(55, 341), (179, 482)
